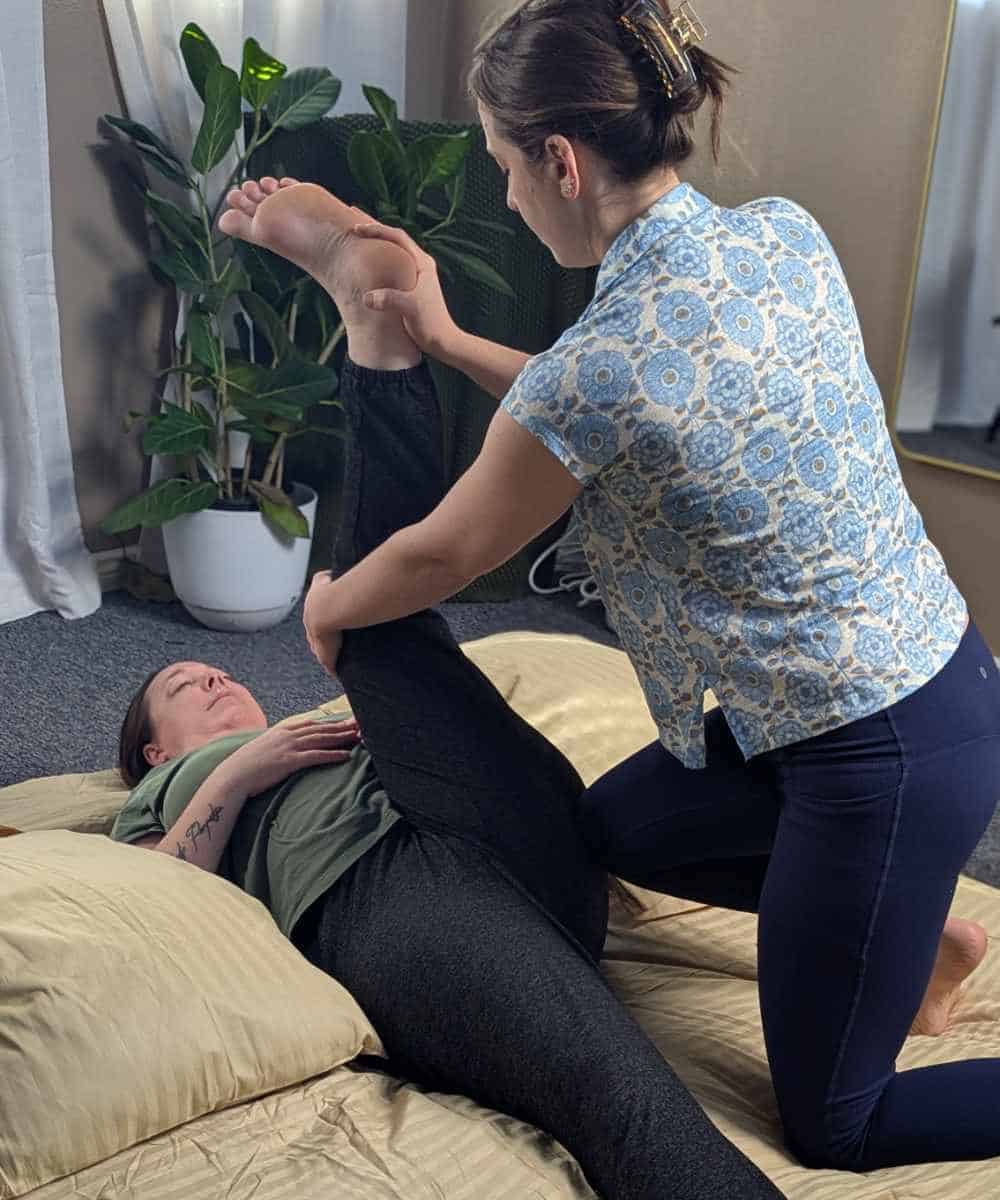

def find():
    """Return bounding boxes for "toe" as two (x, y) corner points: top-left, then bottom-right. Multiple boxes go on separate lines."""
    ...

(260, 176), (281, 193)
(242, 179), (265, 203)
(227, 188), (257, 215)
(218, 208), (256, 242)
(279, 176), (300, 188)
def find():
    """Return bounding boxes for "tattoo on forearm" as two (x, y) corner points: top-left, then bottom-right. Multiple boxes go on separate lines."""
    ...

(175, 843), (188, 861)
(182, 804), (225, 855)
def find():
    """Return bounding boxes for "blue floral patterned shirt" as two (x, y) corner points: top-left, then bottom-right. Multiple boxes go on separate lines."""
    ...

(503, 183), (968, 768)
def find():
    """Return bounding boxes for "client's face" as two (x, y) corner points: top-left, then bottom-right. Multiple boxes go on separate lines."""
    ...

(142, 662), (268, 769)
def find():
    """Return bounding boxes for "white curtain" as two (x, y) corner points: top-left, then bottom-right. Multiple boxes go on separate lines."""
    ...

(898, 0), (1000, 433)
(0, 0), (101, 623)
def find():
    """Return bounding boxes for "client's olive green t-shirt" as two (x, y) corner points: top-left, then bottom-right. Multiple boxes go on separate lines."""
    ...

(110, 723), (400, 939)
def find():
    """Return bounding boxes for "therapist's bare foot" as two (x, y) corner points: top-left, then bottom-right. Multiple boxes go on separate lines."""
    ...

(219, 177), (420, 370)
(911, 917), (988, 1036)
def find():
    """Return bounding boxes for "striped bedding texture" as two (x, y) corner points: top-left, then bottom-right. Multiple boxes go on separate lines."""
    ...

(4, 633), (998, 1199)
(21, 874), (1000, 1200)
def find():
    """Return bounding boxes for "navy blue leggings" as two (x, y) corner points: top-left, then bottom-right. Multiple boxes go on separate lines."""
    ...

(578, 622), (1000, 1171)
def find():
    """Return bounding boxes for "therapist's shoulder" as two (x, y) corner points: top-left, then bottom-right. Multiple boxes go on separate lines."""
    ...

(729, 195), (840, 259)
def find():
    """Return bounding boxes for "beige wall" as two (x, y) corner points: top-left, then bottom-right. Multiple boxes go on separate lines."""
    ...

(44, 0), (165, 555)
(51, 0), (1000, 645)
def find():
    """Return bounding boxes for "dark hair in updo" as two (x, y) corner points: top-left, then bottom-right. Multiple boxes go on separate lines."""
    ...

(468, 0), (735, 182)
(118, 668), (164, 789)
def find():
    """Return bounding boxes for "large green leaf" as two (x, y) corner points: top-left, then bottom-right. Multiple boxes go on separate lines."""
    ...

(249, 482), (310, 540)
(226, 360), (325, 419)
(100, 478), (218, 534)
(142, 403), (213, 456)
(311, 284), (341, 345)
(347, 131), (391, 203)
(444, 168), (466, 214)
(145, 192), (209, 260)
(227, 418), (276, 446)
(241, 38), (287, 109)
(185, 308), (222, 376)
(239, 291), (292, 363)
(363, 85), (400, 141)
(200, 258), (251, 313)
(103, 114), (191, 189)
(430, 242), (515, 298)
(235, 242), (302, 305)
(180, 23), (222, 103)
(376, 199), (403, 223)
(151, 245), (213, 293)
(104, 115), (183, 171)
(265, 67), (342, 131)
(191, 64), (242, 175)
(191, 399), (216, 430)
(376, 132), (409, 199)
(407, 132), (472, 196)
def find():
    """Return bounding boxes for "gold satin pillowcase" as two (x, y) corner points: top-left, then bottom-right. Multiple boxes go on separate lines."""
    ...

(0, 830), (383, 1198)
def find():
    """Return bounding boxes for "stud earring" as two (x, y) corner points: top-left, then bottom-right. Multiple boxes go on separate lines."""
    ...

(561, 180), (576, 199)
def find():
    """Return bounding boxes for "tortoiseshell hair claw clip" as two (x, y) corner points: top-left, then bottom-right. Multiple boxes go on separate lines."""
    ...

(618, 0), (708, 100)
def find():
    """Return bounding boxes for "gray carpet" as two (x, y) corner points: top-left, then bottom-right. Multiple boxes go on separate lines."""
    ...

(897, 425), (1000, 475)
(2, 589), (998, 888)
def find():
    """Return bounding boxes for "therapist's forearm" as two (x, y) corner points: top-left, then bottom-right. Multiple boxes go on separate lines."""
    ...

(435, 329), (530, 401)
(318, 525), (476, 631)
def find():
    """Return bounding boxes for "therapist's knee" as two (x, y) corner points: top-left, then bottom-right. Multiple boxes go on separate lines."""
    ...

(781, 1110), (871, 1173)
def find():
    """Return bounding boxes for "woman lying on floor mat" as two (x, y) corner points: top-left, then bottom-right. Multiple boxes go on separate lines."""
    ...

(212, 0), (1000, 1177)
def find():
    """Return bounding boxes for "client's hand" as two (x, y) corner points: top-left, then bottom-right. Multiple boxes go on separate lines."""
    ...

(303, 571), (343, 676)
(218, 717), (360, 797)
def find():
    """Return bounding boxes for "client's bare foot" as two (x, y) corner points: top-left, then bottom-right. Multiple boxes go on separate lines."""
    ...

(911, 917), (988, 1037)
(219, 176), (420, 370)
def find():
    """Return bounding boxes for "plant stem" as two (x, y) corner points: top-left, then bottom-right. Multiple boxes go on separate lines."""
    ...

(288, 298), (299, 343)
(184, 453), (199, 484)
(262, 433), (287, 488)
(196, 185), (234, 498)
(275, 454), (284, 491)
(240, 436), (253, 498)
(425, 182), (462, 239)
(181, 337), (193, 412)
(318, 322), (345, 366)
(208, 110), (265, 228)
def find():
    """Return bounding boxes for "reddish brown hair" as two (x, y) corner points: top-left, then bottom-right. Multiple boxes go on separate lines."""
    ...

(118, 668), (163, 788)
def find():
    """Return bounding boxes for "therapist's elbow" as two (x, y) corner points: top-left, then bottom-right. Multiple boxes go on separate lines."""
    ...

(400, 522), (506, 597)
(394, 524), (483, 598)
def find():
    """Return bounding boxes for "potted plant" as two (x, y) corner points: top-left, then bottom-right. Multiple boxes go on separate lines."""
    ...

(100, 22), (511, 632)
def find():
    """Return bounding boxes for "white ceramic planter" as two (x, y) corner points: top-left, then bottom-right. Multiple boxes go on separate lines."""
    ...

(162, 483), (317, 632)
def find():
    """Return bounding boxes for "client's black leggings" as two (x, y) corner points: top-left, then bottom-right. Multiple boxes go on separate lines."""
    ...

(303, 359), (783, 1200)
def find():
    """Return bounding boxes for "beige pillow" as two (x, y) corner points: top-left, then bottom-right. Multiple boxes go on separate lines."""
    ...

(0, 830), (383, 1199)
(0, 768), (126, 835)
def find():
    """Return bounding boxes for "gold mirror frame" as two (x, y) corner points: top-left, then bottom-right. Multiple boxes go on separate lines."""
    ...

(888, 0), (999, 484)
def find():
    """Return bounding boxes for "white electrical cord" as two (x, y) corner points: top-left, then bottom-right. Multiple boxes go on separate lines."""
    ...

(528, 517), (603, 608)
